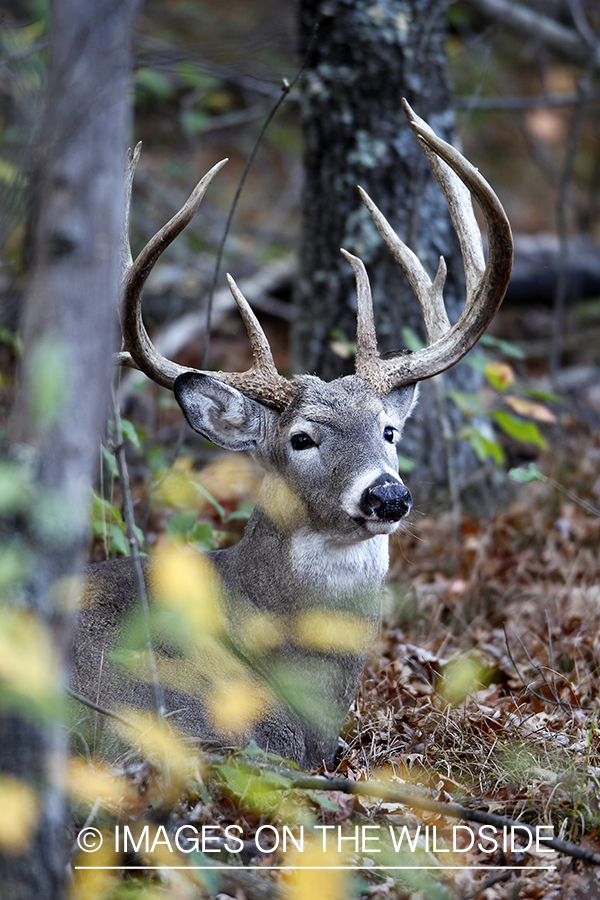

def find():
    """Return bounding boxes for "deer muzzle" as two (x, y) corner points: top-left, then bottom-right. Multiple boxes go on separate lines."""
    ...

(359, 475), (412, 522)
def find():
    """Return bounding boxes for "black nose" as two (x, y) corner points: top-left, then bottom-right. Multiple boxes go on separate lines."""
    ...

(360, 475), (412, 521)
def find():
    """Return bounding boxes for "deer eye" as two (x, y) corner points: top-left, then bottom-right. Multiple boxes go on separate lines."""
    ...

(383, 426), (395, 443)
(291, 433), (315, 451)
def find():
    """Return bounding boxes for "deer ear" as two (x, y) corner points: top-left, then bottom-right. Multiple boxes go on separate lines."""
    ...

(385, 382), (419, 432)
(174, 372), (277, 452)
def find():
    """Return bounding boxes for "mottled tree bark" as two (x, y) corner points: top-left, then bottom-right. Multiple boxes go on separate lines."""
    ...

(1, 0), (140, 896)
(294, 0), (482, 507)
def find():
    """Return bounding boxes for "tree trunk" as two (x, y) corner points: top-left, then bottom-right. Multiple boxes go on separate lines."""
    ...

(1, 0), (139, 896)
(294, 0), (482, 508)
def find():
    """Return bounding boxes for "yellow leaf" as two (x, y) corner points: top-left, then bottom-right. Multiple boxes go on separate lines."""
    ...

(207, 675), (269, 736)
(197, 454), (262, 505)
(0, 609), (59, 705)
(504, 395), (557, 423)
(67, 758), (129, 809)
(0, 776), (38, 852)
(439, 655), (487, 705)
(240, 609), (284, 652)
(154, 457), (199, 510)
(295, 610), (375, 655)
(484, 361), (514, 390)
(285, 836), (349, 900)
(152, 543), (224, 637)
(112, 711), (200, 787)
(70, 837), (119, 900)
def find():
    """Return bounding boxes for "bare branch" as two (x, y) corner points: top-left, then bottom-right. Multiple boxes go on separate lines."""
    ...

(456, 89), (600, 111)
(466, 0), (600, 66)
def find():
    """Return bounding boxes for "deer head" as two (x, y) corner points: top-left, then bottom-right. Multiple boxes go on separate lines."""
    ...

(116, 100), (513, 538)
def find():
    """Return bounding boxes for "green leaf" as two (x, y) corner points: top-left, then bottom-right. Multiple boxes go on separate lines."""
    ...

(187, 521), (219, 552)
(0, 325), (22, 354)
(225, 509), (252, 522)
(306, 790), (342, 812)
(0, 545), (27, 588)
(479, 334), (526, 359)
(484, 361), (515, 391)
(187, 852), (221, 893)
(91, 491), (123, 525)
(106, 524), (130, 557)
(166, 509), (198, 540)
(491, 411), (548, 450)
(181, 109), (210, 134)
(121, 418), (141, 450)
(508, 463), (543, 483)
(101, 445), (119, 478)
(30, 337), (67, 427)
(401, 326), (424, 352)
(135, 67), (174, 100)
(175, 62), (221, 91)
(108, 648), (143, 671)
(396, 452), (416, 473)
(461, 349), (488, 373)
(462, 424), (505, 465)
(0, 461), (31, 513)
(447, 390), (483, 417)
(521, 387), (564, 404)
(194, 482), (226, 521)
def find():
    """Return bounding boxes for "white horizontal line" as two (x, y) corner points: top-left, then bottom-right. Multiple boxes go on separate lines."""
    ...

(74, 865), (557, 871)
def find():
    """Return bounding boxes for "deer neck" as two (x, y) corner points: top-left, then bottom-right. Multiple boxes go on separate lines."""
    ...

(213, 472), (389, 617)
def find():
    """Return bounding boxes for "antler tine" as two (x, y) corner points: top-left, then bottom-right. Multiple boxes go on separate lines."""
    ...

(223, 275), (295, 408)
(121, 142), (142, 274)
(119, 157), (229, 386)
(352, 99), (513, 392)
(340, 249), (379, 378)
(356, 186), (450, 344)
(116, 150), (293, 409)
(403, 99), (486, 302)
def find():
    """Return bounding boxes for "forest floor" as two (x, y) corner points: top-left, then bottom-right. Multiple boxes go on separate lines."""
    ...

(71, 416), (600, 900)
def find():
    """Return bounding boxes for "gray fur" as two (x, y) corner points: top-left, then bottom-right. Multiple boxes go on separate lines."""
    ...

(72, 373), (417, 768)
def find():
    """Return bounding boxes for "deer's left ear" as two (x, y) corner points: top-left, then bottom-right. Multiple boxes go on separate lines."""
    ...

(174, 372), (278, 452)
(384, 383), (419, 431)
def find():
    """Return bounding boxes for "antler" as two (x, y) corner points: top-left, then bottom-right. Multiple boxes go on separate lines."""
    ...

(117, 146), (294, 410)
(345, 99), (513, 394)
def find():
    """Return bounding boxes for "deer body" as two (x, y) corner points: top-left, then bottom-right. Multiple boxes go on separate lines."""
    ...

(75, 374), (416, 766)
(72, 102), (513, 768)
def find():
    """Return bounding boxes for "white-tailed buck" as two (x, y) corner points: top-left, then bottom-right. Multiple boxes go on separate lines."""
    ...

(73, 101), (513, 768)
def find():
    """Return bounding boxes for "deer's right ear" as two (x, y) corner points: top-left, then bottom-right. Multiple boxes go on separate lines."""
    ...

(174, 372), (277, 452)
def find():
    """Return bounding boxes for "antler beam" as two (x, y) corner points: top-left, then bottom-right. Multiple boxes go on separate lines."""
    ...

(117, 147), (294, 409)
(347, 99), (513, 394)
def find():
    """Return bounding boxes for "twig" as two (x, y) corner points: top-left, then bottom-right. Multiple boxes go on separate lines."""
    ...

(550, 41), (600, 383)
(201, 77), (296, 369)
(540, 472), (600, 519)
(214, 755), (600, 866)
(566, 0), (596, 48)
(110, 384), (165, 721)
(65, 686), (143, 732)
(514, 631), (570, 712)
(545, 611), (559, 708)
(503, 625), (592, 712)
(464, 869), (512, 899)
(68, 795), (102, 863)
(456, 89), (600, 112)
(433, 373), (461, 539)
(466, 0), (600, 66)
(201, 30), (317, 369)
(63, 684), (600, 867)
